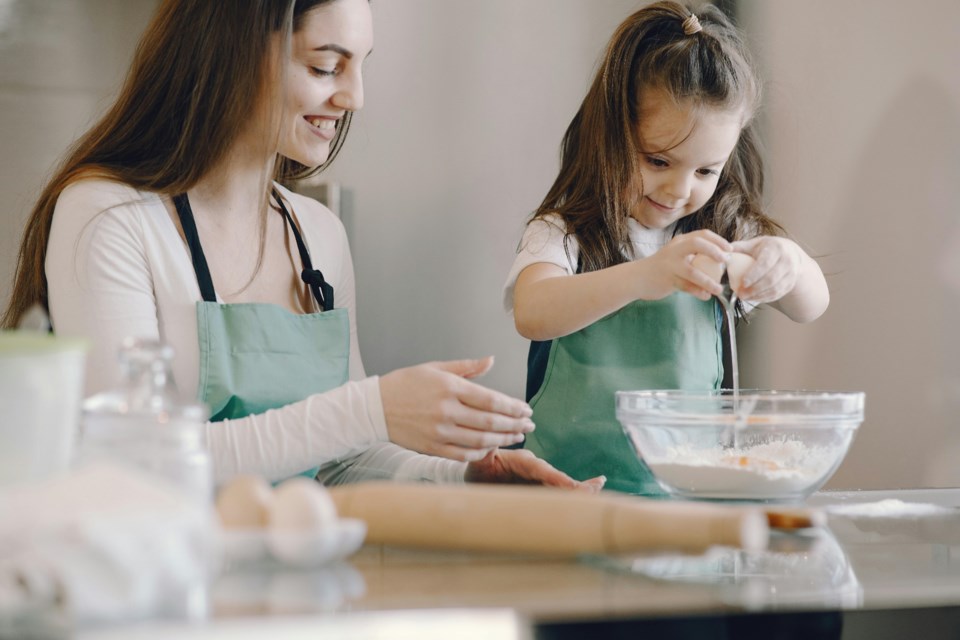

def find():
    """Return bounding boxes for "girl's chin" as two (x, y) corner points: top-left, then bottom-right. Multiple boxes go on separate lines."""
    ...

(632, 214), (673, 230)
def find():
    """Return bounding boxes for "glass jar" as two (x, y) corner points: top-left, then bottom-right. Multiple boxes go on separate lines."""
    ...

(76, 338), (212, 506)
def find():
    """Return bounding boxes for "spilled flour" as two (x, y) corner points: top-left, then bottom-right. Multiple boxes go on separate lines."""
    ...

(825, 499), (955, 518)
(646, 439), (836, 498)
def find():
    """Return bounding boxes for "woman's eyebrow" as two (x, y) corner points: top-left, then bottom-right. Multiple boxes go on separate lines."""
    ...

(313, 44), (373, 60)
(314, 44), (354, 58)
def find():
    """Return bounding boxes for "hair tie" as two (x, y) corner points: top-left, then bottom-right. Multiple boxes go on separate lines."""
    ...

(682, 13), (703, 36)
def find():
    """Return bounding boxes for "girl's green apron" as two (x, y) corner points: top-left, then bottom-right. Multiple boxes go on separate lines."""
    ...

(174, 191), (349, 480)
(524, 294), (723, 495)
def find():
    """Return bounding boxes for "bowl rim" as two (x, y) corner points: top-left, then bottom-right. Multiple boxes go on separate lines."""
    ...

(615, 389), (865, 424)
(616, 389), (865, 399)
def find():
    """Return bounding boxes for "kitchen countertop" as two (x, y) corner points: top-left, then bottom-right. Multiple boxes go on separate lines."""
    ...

(74, 488), (960, 639)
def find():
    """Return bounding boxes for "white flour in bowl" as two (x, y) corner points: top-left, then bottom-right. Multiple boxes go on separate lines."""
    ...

(645, 439), (836, 498)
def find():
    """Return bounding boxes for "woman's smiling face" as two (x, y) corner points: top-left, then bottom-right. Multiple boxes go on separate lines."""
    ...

(278, 0), (373, 167)
(632, 90), (745, 230)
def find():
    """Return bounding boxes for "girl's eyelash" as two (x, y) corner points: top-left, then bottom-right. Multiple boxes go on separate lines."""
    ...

(310, 66), (338, 77)
(644, 155), (720, 176)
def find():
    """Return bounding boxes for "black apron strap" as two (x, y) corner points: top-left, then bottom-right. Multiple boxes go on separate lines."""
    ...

(173, 193), (218, 303)
(272, 189), (334, 312)
(173, 190), (334, 312)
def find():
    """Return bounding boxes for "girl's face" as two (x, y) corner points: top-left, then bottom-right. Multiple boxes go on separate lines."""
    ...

(633, 91), (744, 230)
(278, 0), (373, 167)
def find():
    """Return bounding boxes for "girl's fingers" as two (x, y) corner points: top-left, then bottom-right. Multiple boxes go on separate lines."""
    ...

(745, 270), (793, 303)
(687, 236), (732, 261)
(730, 238), (759, 253)
(680, 263), (724, 298)
(689, 228), (733, 248)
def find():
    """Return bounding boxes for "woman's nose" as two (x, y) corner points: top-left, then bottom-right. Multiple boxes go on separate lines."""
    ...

(332, 71), (364, 112)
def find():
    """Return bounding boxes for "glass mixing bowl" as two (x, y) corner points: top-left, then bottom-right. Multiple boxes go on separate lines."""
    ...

(616, 390), (865, 502)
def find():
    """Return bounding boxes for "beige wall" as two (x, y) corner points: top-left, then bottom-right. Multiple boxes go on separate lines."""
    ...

(319, 0), (642, 396)
(0, 0), (156, 310)
(738, 1), (960, 488)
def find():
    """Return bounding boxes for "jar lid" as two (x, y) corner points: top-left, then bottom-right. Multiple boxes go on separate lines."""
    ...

(0, 331), (88, 355)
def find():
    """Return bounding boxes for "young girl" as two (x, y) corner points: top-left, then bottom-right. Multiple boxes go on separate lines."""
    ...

(3, 0), (603, 492)
(503, 1), (829, 494)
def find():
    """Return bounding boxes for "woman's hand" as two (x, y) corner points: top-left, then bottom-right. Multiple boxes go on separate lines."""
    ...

(379, 356), (535, 462)
(641, 230), (731, 301)
(465, 448), (606, 492)
(730, 236), (829, 322)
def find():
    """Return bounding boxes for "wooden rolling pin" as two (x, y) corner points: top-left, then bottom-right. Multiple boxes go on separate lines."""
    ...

(329, 482), (769, 556)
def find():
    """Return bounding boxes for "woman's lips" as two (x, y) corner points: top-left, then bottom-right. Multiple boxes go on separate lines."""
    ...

(304, 116), (337, 141)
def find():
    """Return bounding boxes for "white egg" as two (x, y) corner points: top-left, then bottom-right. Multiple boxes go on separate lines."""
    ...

(216, 474), (274, 529)
(268, 477), (338, 532)
(726, 252), (756, 294)
(267, 478), (342, 566)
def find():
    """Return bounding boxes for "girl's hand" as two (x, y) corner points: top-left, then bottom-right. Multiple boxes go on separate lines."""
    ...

(729, 236), (804, 304)
(379, 357), (535, 462)
(465, 448), (606, 492)
(643, 230), (731, 301)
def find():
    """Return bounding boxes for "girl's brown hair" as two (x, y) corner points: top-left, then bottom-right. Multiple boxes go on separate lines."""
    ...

(533, 0), (783, 274)
(2, 0), (352, 329)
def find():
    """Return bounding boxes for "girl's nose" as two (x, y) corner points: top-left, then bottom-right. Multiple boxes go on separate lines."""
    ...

(664, 172), (694, 200)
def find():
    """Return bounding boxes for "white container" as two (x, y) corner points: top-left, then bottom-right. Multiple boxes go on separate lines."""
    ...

(0, 331), (88, 487)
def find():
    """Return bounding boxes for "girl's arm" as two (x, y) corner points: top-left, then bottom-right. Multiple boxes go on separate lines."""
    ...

(731, 236), (829, 323)
(513, 229), (731, 341)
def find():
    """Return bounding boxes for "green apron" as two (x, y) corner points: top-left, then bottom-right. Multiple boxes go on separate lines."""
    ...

(174, 191), (349, 480)
(524, 293), (723, 495)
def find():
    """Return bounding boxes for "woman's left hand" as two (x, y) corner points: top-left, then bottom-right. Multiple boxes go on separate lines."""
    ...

(729, 236), (804, 304)
(465, 448), (606, 493)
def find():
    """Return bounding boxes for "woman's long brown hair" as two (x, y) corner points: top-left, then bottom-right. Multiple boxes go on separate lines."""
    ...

(2, 0), (353, 328)
(533, 1), (783, 275)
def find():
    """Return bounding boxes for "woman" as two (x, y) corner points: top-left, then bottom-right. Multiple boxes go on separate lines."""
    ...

(3, 0), (603, 490)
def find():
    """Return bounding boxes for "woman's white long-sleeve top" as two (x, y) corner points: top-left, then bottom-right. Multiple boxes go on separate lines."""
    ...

(46, 179), (465, 485)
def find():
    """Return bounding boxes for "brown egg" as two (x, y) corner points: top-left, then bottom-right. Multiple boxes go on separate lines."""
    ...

(268, 477), (338, 532)
(216, 474), (274, 529)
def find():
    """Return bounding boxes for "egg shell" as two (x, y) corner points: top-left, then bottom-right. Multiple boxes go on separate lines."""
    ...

(268, 477), (338, 532)
(216, 474), (274, 529)
(690, 254), (725, 283)
(726, 252), (756, 293)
